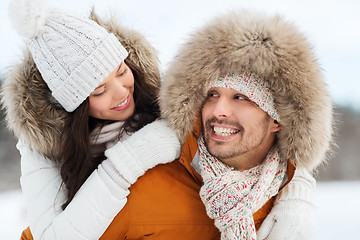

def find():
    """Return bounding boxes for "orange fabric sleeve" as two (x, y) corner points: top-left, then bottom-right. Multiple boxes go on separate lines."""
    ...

(20, 227), (33, 240)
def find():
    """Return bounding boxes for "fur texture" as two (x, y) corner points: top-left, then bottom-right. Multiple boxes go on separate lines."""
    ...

(1, 10), (160, 161)
(160, 10), (333, 171)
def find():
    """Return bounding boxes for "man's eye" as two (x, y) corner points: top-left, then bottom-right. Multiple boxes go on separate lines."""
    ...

(234, 95), (245, 100)
(208, 93), (219, 98)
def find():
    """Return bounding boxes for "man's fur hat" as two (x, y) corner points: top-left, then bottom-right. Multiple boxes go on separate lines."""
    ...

(160, 10), (333, 171)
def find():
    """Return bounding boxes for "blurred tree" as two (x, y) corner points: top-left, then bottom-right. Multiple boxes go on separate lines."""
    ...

(0, 107), (20, 191)
(316, 105), (360, 181)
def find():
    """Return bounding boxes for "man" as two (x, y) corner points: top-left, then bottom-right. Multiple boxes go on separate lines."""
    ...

(158, 10), (333, 239)
(198, 72), (302, 239)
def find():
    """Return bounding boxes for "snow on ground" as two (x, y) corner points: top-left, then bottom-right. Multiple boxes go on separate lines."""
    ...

(0, 190), (28, 239)
(0, 181), (359, 239)
(315, 181), (360, 239)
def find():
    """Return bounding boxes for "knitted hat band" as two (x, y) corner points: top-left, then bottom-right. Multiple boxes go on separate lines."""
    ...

(207, 72), (280, 122)
(51, 33), (128, 112)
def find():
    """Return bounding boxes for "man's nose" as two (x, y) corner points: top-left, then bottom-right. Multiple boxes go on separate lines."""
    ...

(213, 97), (232, 118)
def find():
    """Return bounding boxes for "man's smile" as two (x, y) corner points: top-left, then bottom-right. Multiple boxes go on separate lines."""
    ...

(210, 123), (241, 141)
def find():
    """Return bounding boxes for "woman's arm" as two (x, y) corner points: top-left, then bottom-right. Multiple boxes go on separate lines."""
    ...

(18, 139), (129, 240)
(19, 119), (180, 240)
(257, 167), (316, 240)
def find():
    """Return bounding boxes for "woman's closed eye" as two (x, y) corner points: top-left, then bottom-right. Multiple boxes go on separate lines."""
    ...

(117, 66), (128, 78)
(92, 86), (107, 97)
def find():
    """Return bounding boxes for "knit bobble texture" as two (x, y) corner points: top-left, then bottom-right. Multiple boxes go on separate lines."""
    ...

(8, 0), (48, 37)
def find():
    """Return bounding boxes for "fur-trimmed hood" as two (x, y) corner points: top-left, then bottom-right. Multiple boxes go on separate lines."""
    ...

(1, 11), (160, 161)
(160, 10), (333, 171)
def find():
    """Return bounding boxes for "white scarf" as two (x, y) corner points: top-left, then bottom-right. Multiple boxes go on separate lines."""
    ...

(90, 121), (126, 145)
(89, 121), (131, 157)
(198, 136), (287, 240)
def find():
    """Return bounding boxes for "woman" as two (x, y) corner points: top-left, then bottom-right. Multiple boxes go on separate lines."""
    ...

(1, 0), (180, 239)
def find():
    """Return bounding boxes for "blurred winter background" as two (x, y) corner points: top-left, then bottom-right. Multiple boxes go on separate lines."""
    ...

(1, 0), (359, 239)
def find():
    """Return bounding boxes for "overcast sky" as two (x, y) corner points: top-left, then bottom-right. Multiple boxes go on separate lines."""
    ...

(1, 0), (359, 108)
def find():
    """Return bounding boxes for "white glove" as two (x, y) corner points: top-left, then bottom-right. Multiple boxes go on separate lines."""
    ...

(257, 168), (316, 240)
(105, 119), (181, 184)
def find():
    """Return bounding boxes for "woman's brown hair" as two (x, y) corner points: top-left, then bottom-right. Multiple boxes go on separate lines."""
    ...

(60, 58), (160, 209)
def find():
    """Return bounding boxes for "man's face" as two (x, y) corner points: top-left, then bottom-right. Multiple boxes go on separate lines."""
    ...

(201, 87), (280, 170)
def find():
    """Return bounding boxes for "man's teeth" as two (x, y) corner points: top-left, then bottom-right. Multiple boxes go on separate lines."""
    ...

(115, 97), (128, 108)
(213, 126), (239, 136)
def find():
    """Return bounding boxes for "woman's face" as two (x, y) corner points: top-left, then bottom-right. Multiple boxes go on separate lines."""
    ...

(89, 62), (135, 121)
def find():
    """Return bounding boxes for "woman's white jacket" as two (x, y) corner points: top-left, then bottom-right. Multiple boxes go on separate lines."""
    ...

(18, 123), (130, 239)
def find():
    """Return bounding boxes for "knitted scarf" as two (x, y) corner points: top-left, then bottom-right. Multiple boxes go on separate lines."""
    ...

(198, 136), (287, 240)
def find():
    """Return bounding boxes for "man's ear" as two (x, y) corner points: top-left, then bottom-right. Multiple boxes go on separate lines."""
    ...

(270, 119), (281, 133)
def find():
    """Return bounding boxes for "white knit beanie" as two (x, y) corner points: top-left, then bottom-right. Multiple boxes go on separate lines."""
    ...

(8, 0), (128, 112)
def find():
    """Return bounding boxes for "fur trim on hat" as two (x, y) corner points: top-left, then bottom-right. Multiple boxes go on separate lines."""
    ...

(1, 10), (160, 161)
(160, 10), (333, 171)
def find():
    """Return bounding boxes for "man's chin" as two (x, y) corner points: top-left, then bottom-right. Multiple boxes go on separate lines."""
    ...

(207, 144), (231, 159)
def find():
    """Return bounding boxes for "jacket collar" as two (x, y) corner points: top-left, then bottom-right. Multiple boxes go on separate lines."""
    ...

(178, 118), (203, 185)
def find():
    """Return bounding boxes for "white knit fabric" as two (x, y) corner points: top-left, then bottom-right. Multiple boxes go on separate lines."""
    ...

(12, 5), (128, 112)
(105, 120), (181, 184)
(89, 121), (133, 189)
(257, 168), (316, 240)
(198, 136), (287, 240)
